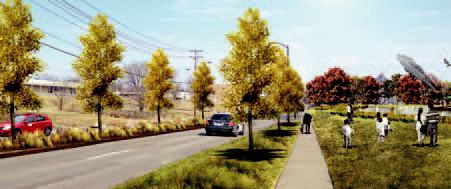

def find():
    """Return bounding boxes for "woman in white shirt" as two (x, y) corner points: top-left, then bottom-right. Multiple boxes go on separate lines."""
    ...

(416, 108), (426, 146)
(375, 112), (384, 143)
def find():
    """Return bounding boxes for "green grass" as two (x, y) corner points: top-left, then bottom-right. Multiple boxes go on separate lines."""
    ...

(114, 123), (300, 189)
(312, 110), (451, 188)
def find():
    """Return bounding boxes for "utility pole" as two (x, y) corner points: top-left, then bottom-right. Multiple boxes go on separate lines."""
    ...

(190, 49), (203, 118)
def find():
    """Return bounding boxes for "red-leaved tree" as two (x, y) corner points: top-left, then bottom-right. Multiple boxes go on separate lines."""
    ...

(306, 76), (327, 105)
(360, 76), (382, 104)
(397, 75), (427, 104)
(306, 67), (352, 105)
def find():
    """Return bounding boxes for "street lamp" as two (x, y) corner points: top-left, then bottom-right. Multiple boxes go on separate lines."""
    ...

(270, 41), (289, 64)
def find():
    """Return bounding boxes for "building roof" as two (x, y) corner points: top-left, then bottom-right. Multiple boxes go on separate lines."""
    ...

(26, 79), (78, 88)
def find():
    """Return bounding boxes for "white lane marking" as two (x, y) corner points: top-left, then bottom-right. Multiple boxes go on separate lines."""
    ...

(85, 150), (130, 160)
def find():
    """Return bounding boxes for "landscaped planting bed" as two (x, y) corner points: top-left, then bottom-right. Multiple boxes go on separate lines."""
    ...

(114, 122), (300, 189)
(0, 118), (203, 158)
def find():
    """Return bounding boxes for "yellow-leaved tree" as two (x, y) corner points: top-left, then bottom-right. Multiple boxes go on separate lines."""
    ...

(143, 49), (174, 125)
(73, 14), (124, 134)
(191, 61), (215, 120)
(221, 8), (278, 150)
(0, 0), (43, 139)
(269, 63), (304, 130)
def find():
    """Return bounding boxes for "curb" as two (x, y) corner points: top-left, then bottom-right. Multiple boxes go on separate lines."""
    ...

(0, 126), (203, 159)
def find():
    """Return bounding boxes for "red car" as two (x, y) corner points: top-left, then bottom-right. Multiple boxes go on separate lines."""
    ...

(0, 113), (53, 137)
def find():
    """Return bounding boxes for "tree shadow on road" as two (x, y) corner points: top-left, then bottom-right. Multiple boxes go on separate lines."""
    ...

(214, 148), (287, 162)
(262, 129), (298, 137)
(280, 122), (299, 127)
(197, 133), (234, 137)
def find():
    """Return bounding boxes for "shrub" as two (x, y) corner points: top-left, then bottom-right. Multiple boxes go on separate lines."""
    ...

(43, 137), (54, 147)
(2, 138), (13, 150)
(109, 127), (127, 138)
(88, 129), (101, 141)
(158, 124), (167, 133)
(34, 137), (45, 148)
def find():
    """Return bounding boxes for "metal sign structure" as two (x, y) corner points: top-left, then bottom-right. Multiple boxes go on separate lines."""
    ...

(396, 54), (438, 90)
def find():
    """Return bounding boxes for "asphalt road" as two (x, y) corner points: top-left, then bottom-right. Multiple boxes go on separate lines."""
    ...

(0, 120), (275, 189)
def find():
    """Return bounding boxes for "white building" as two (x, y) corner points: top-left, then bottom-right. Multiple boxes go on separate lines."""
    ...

(25, 79), (78, 96)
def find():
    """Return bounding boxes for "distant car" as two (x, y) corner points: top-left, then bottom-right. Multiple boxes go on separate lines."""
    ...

(0, 113), (53, 137)
(205, 113), (244, 137)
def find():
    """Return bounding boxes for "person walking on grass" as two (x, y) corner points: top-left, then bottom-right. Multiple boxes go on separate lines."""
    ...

(382, 113), (391, 137)
(375, 113), (385, 143)
(425, 103), (440, 147)
(347, 103), (353, 122)
(416, 108), (426, 146)
(341, 119), (353, 148)
(302, 113), (312, 134)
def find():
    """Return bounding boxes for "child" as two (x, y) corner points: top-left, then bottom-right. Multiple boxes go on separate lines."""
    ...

(382, 113), (391, 136)
(341, 119), (353, 148)
(376, 116), (385, 143)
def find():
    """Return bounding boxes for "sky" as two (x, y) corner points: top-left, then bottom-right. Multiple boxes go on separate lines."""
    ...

(25, 0), (451, 83)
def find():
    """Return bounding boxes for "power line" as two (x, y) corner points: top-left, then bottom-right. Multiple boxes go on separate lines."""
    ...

(40, 41), (142, 78)
(44, 0), (193, 58)
(30, 0), (86, 31)
(40, 29), (82, 50)
(46, 0), (152, 53)
(56, 0), (185, 53)
(33, 0), (161, 56)
(40, 41), (80, 58)
(79, 0), (188, 52)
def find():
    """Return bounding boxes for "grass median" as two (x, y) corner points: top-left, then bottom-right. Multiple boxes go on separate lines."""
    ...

(312, 110), (451, 188)
(114, 122), (300, 189)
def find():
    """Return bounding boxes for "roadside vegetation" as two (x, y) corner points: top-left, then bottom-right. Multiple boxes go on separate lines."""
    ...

(312, 110), (451, 188)
(0, 118), (202, 153)
(114, 123), (300, 189)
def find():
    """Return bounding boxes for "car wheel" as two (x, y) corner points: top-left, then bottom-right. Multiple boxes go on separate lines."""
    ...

(232, 128), (238, 137)
(206, 131), (211, 136)
(44, 127), (52, 136)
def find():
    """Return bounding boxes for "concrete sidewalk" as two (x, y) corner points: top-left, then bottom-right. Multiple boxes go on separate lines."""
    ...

(276, 127), (333, 189)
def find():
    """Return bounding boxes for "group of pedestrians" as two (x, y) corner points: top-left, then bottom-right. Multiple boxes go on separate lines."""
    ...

(340, 103), (441, 149)
(375, 112), (391, 143)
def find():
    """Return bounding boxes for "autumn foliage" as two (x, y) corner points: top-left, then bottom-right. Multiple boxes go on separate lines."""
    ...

(360, 76), (382, 104)
(306, 67), (352, 105)
(74, 14), (124, 133)
(396, 75), (427, 104)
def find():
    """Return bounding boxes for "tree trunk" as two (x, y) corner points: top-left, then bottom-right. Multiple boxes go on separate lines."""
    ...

(157, 105), (161, 125)
(138, 99), (144, 112)
(277, 114), (281, 131)
(193, 101), (196, 119)
(293, 112), (297, 119)
(9, 95), (15, 141)
(287, 113), (290, 123)
(247, 108), (254, 151)
(97, 103), (102, 134)
(59, 97), (63, 111)
(201, 103), (204, 120)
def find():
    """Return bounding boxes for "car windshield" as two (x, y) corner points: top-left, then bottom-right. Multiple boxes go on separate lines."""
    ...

(211, 114), (231, 121)
(14, 115), (26, 123)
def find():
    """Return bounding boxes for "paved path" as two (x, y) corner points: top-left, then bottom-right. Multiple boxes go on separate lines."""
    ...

(276, 127), (333, 189)
(0, 120), (274, 189)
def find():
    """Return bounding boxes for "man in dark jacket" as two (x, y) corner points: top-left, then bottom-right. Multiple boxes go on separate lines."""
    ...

(303, 113), (312, 134)
(425, 103), (440, 147)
